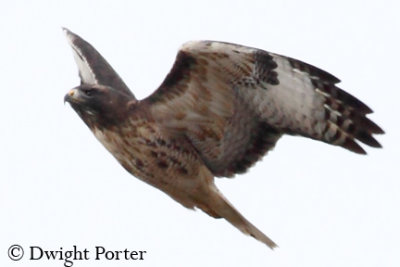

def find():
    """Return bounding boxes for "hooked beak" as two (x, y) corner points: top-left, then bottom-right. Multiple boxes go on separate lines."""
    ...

(64, 87), (80, 104)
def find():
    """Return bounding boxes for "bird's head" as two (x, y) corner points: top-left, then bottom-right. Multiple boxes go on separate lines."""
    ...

(63, 28), (137, 130)
(65, 84), (133, 129)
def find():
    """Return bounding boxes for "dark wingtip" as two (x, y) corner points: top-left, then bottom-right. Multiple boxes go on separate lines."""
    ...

(355, 130), (382, 148)
(343, 138), (367, 154)
(367, 120), (385, 134)
(334, 87), (373, 114)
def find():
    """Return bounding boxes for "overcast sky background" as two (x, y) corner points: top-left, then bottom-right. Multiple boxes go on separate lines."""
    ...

(1, 1), (399, 266)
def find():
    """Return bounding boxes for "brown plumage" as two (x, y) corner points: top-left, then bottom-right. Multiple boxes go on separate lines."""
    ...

(63, 29), (383, 249)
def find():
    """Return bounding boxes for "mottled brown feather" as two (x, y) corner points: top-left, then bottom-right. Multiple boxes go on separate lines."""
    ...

(144, 41), (383, 176)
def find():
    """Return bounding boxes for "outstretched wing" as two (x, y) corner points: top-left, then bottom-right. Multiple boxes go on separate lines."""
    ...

(143, 41), (383, 177)
(63, 28), (135, 99)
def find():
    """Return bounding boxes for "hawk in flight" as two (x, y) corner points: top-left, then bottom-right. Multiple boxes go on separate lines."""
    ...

(63, 28), (383, 248)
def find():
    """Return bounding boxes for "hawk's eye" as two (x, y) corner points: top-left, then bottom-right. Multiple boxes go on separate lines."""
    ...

(83, 88), (96, 97)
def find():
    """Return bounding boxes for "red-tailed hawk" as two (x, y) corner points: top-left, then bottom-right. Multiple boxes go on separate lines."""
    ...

(63, 28), (383, 249)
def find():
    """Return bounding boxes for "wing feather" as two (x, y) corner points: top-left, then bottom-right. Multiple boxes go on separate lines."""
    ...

(143, 41), (383, 177)
(64, 28), (135, 99)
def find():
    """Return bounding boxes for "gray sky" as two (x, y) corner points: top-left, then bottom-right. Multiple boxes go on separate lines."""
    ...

(1, 1), (399, 266)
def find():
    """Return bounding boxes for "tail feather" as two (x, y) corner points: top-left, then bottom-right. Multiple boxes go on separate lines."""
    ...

(199, 185), (277, 249)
